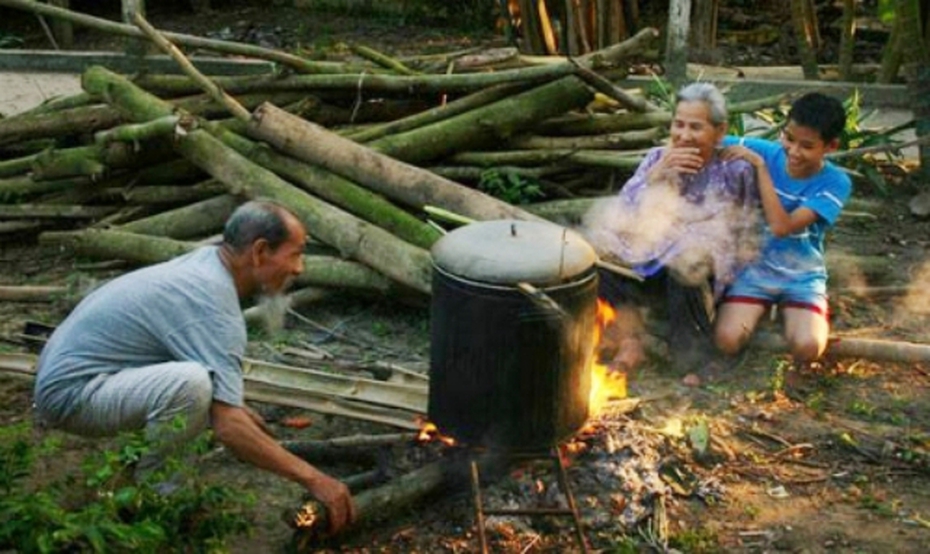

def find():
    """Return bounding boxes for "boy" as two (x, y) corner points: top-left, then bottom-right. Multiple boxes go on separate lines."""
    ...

(714, 92), (851, 364)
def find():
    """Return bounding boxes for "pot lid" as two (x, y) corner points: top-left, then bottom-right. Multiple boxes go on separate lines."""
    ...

(431, 219), (597, 285)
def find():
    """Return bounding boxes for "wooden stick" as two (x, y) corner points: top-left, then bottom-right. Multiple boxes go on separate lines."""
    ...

(288, 457), (464, 540)
(131, 13), (250, 122)
(568, 57), (660, 112)
(0, 285), (67, 302)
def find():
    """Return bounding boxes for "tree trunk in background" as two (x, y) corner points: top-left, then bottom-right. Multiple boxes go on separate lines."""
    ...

(665, 0), (692, 87)
(838, 0), (856, 80)
(791, 0), (820, 79)
(879, 12), (903, 83)
(518, 0), (546, 54)
(690, 0), (718, 61)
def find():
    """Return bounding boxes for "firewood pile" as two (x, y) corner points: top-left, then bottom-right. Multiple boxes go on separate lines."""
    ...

(0, 2), (676, 303)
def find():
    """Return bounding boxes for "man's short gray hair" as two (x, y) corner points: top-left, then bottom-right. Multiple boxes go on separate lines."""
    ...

(676, 82), (728, 126)
(223, 200), (294, 254)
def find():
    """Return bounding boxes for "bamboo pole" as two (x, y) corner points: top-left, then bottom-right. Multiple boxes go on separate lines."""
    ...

(118, 194), (240, 239)
(206, 124), (442, 250)
(247, 102), (544, 224)
(130, 64), (579, 98)
(132, 12), (251, 122)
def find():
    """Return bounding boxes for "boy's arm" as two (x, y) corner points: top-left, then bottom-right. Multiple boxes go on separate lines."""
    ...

(723, 145), (818, 236)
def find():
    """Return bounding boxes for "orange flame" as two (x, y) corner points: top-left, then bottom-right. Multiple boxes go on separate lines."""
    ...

(417, 421), (457, 447)
(588, 298), (627, 415)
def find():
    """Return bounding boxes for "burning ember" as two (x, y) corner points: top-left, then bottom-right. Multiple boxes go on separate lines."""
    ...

(417, 420), (457, 447)
(588, 299), (627, 415)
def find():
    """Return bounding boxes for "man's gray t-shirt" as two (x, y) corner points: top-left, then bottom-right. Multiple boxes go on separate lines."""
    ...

(34, 246), (246, 424)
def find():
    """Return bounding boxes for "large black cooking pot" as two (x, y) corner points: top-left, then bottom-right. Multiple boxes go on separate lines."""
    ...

(428, 219), (598, 450)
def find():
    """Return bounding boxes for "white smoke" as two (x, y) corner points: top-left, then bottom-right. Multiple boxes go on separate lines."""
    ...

(582, 175), (760, 289)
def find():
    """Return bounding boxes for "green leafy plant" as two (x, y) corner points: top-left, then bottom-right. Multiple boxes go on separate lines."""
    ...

(669, 526), (721, 553)
(0, 32), (22, 49)
(0, 421), (254, 553)
(478, 169), (544, 205)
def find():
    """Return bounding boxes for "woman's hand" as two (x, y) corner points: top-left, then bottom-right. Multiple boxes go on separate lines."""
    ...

(647, 146), (705, 184)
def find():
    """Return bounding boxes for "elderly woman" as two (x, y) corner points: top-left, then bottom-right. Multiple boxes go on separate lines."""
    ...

(585, 82), (759, 380)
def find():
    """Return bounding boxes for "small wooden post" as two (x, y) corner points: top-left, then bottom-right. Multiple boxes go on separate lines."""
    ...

(122, 0), (149, 59)
(47, 0), (73, 49)
(665, 0), (692, 87)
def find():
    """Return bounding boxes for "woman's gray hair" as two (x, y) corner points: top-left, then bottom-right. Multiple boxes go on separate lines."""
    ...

(223, 199), (294, 253)
(676, 82), (728, 126)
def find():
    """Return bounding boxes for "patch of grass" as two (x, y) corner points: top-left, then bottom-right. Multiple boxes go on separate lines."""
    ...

(742, 504), (761, 520)
(847, 399), (877, 419)
(859, 494), (898, 518)
(669, 526), (721, 553)
(805, 391), (827, 416)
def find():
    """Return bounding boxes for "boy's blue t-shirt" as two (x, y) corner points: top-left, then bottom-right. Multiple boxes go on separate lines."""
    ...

(722, 136), (852, 282)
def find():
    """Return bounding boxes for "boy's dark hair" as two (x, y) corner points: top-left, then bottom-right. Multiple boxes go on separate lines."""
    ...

(787, 92), (846, 143)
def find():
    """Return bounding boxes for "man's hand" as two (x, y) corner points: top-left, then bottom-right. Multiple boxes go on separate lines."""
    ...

(305, 472), (357, 535)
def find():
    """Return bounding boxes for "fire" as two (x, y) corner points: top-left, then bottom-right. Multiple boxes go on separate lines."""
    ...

(588, 298), (627, 415)
(417, 420), (457, 447)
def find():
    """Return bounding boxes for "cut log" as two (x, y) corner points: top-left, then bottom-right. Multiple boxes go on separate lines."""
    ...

(100, 181), (227, 205)
(118, 194), (239, 238)
(344, 83), (529, 144)
(368, 76), (595, 164)
(752, 332), (930, 364)
(536, 110), (672, 136)
(82, 66), (433, 294)
(0, 285), (67, 302)
(287, 457), (464, 541)
(208, 125), (441, 249)
(39, 229), (195, 264)
(448, 149), (644, 170)
(247, 102), (543, 223)
(507, 127), (661, 150)
(130, 64), (578, 98)
(0, 204), (116, 219)
(94, 115), (180, 145)
(0, 175), (96, 200)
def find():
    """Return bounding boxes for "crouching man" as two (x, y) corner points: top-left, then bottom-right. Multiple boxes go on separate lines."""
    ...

(34, 199), (356, 534)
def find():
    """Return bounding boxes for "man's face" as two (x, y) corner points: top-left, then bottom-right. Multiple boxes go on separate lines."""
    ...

(254, 216), (306, 295)
(780, 120), (839, 179)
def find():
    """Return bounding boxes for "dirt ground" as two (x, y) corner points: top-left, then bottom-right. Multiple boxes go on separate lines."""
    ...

(2, 1), (930, 553)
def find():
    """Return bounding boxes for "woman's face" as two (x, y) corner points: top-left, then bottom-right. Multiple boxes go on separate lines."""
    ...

(669, 100), (726, 165)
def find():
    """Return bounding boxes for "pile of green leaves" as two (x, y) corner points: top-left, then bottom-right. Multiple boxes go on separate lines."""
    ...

(0, 422), (254, 553)
(478, 169), (544, 205)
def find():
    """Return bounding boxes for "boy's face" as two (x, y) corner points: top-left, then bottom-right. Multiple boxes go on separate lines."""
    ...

(780, 120), (839, 179)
